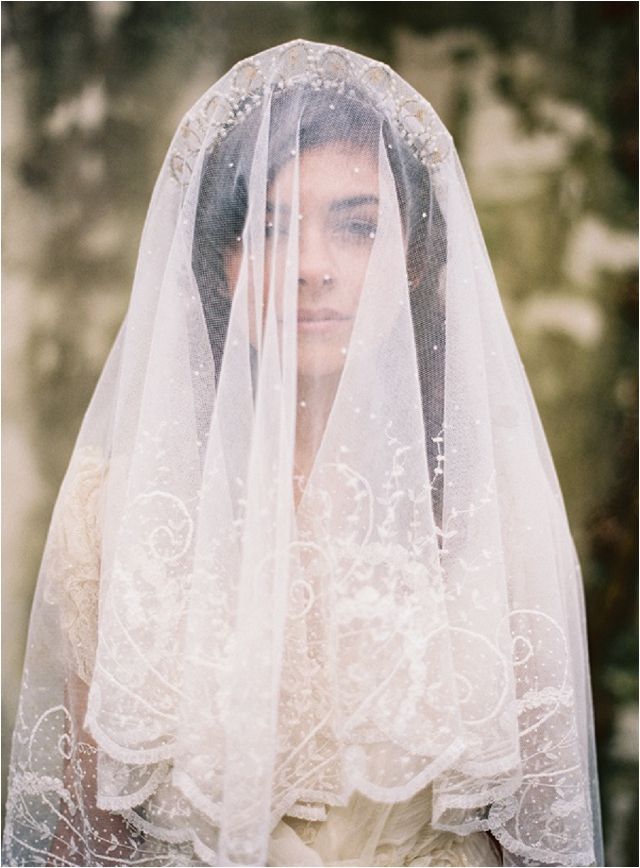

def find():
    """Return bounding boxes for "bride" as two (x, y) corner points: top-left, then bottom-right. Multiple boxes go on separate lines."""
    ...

(2, 40), (601, 867)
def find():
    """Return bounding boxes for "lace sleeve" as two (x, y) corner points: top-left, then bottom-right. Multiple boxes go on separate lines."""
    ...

(46, 447), (107, 684)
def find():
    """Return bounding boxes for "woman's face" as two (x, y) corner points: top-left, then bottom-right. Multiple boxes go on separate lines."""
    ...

(224, 142), (380, 379)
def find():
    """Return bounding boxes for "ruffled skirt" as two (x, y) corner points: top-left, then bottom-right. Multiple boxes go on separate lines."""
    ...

(268, 790), (502, 867)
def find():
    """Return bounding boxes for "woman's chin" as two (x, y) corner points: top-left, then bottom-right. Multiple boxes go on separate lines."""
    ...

(296, 351), (346, 381)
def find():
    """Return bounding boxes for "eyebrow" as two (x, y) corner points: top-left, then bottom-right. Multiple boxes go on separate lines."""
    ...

(266, 195), (379, 214)
(330, 195), (379, 212)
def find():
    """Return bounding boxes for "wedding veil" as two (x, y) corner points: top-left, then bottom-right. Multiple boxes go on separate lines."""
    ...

(3, 40), (602, 867)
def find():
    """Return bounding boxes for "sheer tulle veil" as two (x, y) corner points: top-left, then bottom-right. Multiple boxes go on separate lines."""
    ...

(3, 39), (602, 867)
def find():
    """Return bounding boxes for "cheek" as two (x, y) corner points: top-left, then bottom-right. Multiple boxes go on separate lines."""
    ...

(222, 248), (243, 295)
(262, 245), (283, 295)
(335, 246), (373, 302)
(222, 248), (261, 346)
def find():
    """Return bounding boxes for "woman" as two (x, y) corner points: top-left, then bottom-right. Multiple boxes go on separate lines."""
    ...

(3, 40), (601, 867)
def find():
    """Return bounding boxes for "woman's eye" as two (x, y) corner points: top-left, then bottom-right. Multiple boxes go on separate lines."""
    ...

(335, 219), (377, 241)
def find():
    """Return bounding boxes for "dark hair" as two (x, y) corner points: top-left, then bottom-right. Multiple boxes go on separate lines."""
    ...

(192, 85), (446, 516)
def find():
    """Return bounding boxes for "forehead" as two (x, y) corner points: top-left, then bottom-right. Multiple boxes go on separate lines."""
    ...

(269, 143), (379, 202)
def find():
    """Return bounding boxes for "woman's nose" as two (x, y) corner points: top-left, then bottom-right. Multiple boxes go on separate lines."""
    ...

(297, 224), (333, 292)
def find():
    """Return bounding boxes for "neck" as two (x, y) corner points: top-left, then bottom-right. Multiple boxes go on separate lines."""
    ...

(294, 370), (341, 484)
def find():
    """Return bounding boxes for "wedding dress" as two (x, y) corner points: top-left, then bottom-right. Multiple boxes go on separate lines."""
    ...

(2, 40), (602, 867)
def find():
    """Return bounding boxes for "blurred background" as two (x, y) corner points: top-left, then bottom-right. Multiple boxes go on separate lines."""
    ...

(2, 2), (637, 864)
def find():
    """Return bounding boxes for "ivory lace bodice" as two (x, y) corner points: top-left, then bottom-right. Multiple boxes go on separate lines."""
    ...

(48, 452), (501, 867)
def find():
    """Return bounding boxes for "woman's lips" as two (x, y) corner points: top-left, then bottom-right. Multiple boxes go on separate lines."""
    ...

(295, 308), (353, 334)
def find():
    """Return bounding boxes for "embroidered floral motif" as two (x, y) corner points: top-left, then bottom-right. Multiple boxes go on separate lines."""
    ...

(45, 447), (106, 684)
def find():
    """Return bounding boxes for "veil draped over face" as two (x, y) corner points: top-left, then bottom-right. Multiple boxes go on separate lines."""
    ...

(3, 40), (601, 867)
